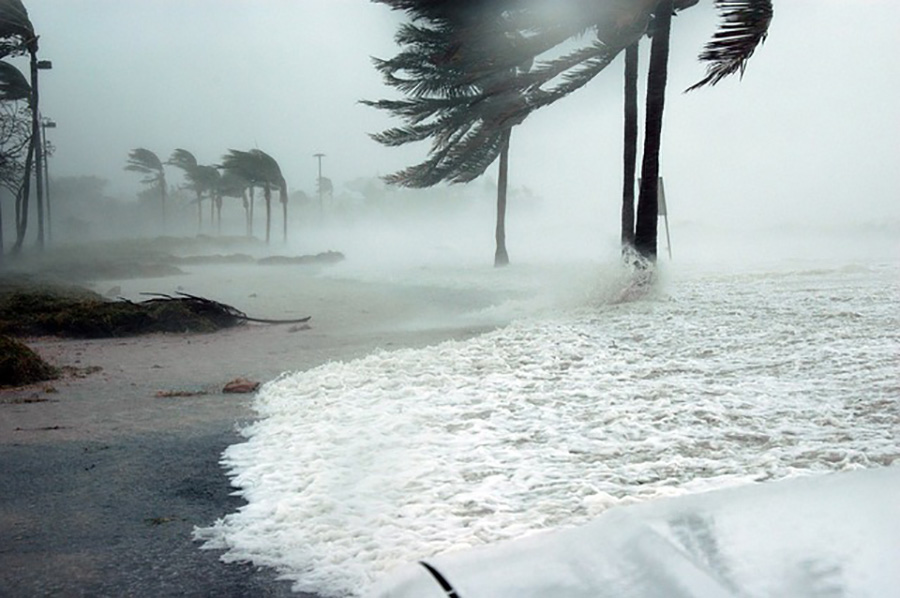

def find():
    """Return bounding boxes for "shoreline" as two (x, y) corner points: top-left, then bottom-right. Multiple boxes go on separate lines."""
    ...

(1, 265), (503, 597)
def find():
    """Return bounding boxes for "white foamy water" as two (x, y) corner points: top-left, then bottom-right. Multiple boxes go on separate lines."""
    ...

(195, 259), (899, 597)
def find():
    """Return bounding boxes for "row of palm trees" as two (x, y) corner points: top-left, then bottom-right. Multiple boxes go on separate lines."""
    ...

(124, 147), (288, 243)
(368, 0), (774, 268)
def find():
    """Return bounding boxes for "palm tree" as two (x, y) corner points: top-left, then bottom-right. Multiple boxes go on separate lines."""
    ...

(125, 148), (167, 229)
(195, 165), (221, 232)
(633, 1), (673, 261)
(366, 2), (532, 267)
(220, 149), (287, 244)
(217, 169), (251, 236)
(371, 1), (773, 263)
(167, 148), (203, 229)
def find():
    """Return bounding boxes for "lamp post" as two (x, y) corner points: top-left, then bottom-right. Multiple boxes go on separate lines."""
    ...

(313, 153), (325, 218)
(41, 118), (56, 244)
(31, 57), (52, 249)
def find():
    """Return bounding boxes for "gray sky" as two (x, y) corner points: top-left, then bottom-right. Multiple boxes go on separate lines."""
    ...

(17, 0), (900, 238)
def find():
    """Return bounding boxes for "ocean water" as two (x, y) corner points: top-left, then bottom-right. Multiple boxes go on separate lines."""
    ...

(195, 257), (899, 598)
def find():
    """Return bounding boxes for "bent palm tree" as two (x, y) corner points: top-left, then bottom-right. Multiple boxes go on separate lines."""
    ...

(167, 148), (203, 229)
(220, 149), (287, 244)
(366, 2), (532, 267)
(125, 148), (167, 229)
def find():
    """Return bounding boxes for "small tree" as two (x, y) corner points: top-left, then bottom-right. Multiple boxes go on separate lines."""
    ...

(125, 148), (167, 230)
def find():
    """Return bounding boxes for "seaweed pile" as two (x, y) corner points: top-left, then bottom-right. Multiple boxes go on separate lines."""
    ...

(0, 288), (305, 339)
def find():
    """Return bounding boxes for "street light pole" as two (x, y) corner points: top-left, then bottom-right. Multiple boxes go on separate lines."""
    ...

(41, 119), (56, 244)
(30, 56), (52, 250)
(313, 153), (325, 218)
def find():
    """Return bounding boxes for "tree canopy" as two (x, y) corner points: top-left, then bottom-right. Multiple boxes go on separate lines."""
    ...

(368, 0), (773, 188)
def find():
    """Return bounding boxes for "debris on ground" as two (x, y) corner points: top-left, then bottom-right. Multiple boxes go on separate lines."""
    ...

(222, 378), (261, 394)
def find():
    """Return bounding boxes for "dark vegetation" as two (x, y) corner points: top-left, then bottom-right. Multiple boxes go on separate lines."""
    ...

(0, 285), (250, 338)
(0, 333), (57, 386)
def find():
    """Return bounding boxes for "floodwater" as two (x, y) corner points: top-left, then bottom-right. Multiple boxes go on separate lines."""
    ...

(195, 247), (899, 597)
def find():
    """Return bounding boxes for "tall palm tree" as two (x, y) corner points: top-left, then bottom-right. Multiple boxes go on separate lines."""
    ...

(633, 1), (673, 261)
(371, 1), (773, 263)
(125, 148), (167, 229)
(621, 41), (639, 251)
(195, 164), (221, 232)
(217, 169), (251, 236)
(167, 148), (203, 229)
(220, 149), (287, 244)
(366, 2), (531, 267)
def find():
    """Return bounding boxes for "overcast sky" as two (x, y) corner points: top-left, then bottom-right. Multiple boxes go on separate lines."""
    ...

(16, 0), (900, 238)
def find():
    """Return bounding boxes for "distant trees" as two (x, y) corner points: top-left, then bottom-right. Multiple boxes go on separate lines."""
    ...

(125, 148), (168, 229)
(219, 149), (288, 244)
(167, 149), (222, 232)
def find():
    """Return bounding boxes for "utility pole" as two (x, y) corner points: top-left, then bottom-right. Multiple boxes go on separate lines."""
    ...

(313, 153), (325, 218)
(30, 53), (52, 250)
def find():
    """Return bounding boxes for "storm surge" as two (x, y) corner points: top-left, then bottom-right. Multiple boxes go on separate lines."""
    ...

(195, 259), (898, 598)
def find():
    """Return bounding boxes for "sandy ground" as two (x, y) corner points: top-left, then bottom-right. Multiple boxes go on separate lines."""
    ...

(0, 263), (505, 597)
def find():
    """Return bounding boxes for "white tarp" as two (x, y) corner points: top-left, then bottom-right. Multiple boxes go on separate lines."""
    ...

(368, 466), (900, 597)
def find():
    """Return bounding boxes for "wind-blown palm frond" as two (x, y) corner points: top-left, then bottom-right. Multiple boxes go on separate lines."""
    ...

(0, 60), (29, 101)
(167, 148), (198, 172)
(124, 148), (165, 184)
(0, 0), (34, 58)
(687, 0), (773, 91)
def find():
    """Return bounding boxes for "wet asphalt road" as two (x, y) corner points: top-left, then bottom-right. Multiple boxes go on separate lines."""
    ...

(0, 428), (311, 598)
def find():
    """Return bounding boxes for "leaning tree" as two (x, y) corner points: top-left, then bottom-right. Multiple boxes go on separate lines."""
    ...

(366, 0), (541, 267)
(168, 149), (222, 232)
(125, 148), (168, 229)
(220, 149), (287, 244)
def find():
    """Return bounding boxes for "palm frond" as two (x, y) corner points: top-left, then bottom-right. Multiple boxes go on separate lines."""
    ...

(125, 148), (163, 172)
(687, 0), (773, 91)
(167, 148), (198, 171)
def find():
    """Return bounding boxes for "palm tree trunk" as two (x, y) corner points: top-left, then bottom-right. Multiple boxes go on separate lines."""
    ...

(264, 184), (272, 244)
(216, 196), (222, 235)
(243, 190), (250, 237)
(494, 128), (512, 267)
(196, 191), (203, 231)
(249, 187), (255, 237)
(280, 180), (288, 243)
(159, 178), (167, 232)
(634, 0), (673, 261)
(621, 41), (639, 250)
